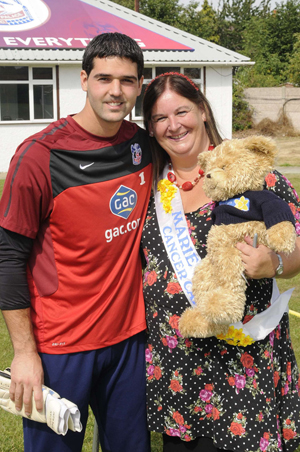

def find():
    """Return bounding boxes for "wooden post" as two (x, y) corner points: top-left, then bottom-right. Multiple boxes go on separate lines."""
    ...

(134, 0), (139, 12)
(92, 420), (100, 452)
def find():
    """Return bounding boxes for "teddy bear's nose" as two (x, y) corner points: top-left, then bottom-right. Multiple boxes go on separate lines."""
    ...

(206, 173), (211, 179)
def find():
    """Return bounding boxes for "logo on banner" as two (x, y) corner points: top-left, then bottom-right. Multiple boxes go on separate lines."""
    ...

(0, 0), (50, 31)
(131, 143), (142, 165)
(110, 185), (137, 220)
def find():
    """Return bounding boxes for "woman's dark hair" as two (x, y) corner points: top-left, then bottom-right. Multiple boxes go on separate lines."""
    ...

(82, 32), (144, 80)
(143, 73), (223, 181)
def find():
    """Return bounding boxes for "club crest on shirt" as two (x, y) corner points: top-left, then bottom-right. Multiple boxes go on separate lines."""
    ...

(131, 143), (142, 165)
(110, 185), (137, 220)
(219, 196), (250, 212)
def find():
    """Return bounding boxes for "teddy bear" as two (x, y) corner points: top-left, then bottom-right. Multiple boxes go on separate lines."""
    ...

(179, 135), (296, 339)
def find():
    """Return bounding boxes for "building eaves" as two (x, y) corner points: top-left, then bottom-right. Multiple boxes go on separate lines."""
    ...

(0, 47), (253, 66)
(0, 48), (84, 63)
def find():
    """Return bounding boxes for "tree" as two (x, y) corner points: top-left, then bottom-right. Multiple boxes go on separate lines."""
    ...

(140, 0), (183, 27)
(238, 0), (300, 86)
(266, 0), (300, 63)
(232, 79), (253, 130)
(237, 15), (284, 87)
(111, 0), (183, 27)
(178, 0), (220, 43)
(111, 0), (135, 9)
(288, 33), (300, 86)
(216, 0), (271, 53)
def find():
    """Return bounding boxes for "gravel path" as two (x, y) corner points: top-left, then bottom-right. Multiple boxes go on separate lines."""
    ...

(276, 167), (300, 174)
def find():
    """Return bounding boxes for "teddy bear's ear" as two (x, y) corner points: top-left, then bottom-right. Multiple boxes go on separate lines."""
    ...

(198, 150), (210, 171)
(243, 135), (278, 158)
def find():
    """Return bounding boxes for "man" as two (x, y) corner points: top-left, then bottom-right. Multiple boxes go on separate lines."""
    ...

(0, 32), (152, 452)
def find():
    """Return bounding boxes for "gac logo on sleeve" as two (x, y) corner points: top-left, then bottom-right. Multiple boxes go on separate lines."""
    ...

(109, 185), (137, 220)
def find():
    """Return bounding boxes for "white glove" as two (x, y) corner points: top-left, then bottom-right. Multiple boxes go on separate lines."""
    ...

(0, 368), (82, 435)
(61, 398), (83, 432)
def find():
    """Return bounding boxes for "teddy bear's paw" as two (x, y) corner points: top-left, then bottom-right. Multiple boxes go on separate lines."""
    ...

(214, 324), (229, 337)
(179, 309), (216, 338)
(199, 290), (245, 325)
(267, 222), (296, 254)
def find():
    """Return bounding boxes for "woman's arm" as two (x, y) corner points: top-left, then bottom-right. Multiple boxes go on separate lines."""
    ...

(238, 170), (300, 280)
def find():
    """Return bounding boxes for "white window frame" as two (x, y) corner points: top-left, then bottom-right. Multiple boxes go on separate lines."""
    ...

(0, 65), (57, 124)
(131, 66), (202, 121)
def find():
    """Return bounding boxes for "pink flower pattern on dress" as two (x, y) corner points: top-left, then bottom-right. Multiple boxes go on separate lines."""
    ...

(142, 171), (300, 450)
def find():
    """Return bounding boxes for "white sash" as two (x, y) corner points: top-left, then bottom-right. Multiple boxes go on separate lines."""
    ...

(154, 164), (294, 345)
(155, 166), (201, 307)
(224, 280), (293, 342)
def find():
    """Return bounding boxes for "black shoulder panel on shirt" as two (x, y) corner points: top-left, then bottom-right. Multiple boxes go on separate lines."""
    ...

(50, 128), (152, 198)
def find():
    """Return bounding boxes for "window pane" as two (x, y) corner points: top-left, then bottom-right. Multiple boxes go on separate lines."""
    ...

(0, 66), (28, 81)
(34, 85), (54, 119)
(134, 84), (147, 118)
(143, 68), (152, 79)
(33, 67), (53, 80)
(0, 84), (29, 120)
(155, 67), (180, 76)
(184, 68), (201, 79)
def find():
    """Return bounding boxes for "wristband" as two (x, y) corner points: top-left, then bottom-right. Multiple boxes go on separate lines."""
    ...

(275, 253), (283, 276)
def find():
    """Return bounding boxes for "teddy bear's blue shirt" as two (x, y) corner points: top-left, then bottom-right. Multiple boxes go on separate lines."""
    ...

(214, 190), (295, 228)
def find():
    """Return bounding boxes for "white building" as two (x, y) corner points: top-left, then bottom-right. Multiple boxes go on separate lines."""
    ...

(0, 0), (252, 172)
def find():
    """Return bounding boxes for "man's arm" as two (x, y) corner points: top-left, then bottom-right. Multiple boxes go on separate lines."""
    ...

(0, 227), (44, 415)
(2, 309), (44, 416)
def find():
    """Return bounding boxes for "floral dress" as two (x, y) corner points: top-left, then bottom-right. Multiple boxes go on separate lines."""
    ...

(141, 171), (300, 452)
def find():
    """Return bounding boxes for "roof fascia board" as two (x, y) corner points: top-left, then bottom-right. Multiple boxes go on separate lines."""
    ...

(0, 60), (255, 66)
(145, 62), (255, 67)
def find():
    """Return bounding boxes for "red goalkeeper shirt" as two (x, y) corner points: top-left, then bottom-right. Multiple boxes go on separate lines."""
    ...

(0, 116), (152, 354)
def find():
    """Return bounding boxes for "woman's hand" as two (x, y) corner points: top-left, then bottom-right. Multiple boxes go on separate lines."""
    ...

(236, 236), (300, 280)
(236, 236), (278, 279)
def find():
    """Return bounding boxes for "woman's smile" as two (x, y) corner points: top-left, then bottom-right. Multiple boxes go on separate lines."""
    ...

(150, 89), (209, 163)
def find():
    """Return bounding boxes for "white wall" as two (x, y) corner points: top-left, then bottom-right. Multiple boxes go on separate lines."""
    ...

(244, 86), (300, 132)
(205, 66), (232, 140)
(59, 65), (86, 117)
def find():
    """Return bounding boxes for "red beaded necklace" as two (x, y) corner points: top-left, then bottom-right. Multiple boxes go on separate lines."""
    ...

(167, 145), (214, 192)
(167, 164), (204, 191)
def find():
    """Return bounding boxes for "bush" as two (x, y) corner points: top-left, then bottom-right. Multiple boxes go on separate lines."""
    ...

(232, 79), (253, 131)
(255, 109), (300, 137)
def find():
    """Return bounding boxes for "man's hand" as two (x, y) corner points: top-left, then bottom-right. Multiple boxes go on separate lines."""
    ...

(2, 308), (44, 416)
(9, 351), (44, 416)
(1, 368), (83, 435)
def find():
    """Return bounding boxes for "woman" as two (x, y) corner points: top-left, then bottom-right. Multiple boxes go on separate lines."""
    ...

(141, 72), (300, 452)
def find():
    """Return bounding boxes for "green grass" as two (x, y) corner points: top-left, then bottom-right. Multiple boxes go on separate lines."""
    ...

(0, 174), (299, 452)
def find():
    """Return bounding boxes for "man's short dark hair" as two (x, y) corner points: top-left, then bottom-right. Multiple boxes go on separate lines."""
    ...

(82, 32), (144, 80)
